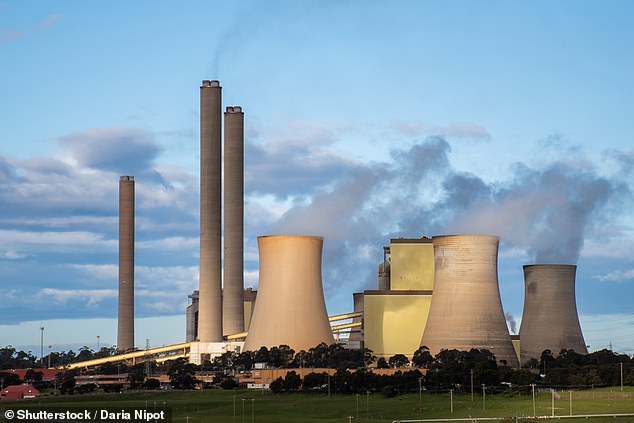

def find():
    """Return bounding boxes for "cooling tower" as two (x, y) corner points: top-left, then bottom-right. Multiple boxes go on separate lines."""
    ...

(243, 236), (335, 351)
(223, 106), (245, 336)
(117, 176), (135, 351)
(519, 264), (587, 364)
(378, 261), (390, 290)
(420, 235), (519, 367)
(198, 80), (223, 342)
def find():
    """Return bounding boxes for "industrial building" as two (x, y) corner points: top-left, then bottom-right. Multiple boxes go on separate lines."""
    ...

(89, 80), (591, 372)
(358, 238), (434, 360)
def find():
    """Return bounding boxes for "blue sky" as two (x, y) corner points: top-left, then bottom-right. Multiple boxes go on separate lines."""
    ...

(1, 1), (633, 356)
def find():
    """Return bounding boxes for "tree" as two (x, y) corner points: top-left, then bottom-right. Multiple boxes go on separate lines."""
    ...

(143, 378), (160, 390)
(283, 371), (301, 391)
(523, 358), (539, 370)
(388, 354), (409, 368)
(254, 346), (270, 364)
(377, 358), (389, 369)
(214, 351), (237, 371)
(540, 350), (555, 375)
(219, 376), (238, 390)
(24, 369), (43, 383)
(127, 364), (146, 388)
(75, 346), (95, 362)
(76, 383), (97, 394)
(302, 372), (327, 390)
(103, 384), (124, 393)
(167, 358), (197, 389)
(0, 372), (21, 388)
(269, 345), (295, 368)
(0, 346), (38, 369)
(59, 369), (78, 395)
(60, 378), (76, 395)
(412, 346), (434, 368)
(270, 377), (284, 393)
(235, 351), (255, 371)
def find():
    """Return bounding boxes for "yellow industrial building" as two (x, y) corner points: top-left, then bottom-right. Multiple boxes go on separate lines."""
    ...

(359, 238), (435, 360)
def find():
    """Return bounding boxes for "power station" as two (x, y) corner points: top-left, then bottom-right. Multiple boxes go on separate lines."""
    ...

(106, 80), (590, 370)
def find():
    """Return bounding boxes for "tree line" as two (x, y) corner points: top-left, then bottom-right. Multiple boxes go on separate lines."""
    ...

(1, 344), (632, 395)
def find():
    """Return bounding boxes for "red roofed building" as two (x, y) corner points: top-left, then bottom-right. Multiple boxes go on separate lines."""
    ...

(0, 385), (40, 400)
(8, 368), (63, 382)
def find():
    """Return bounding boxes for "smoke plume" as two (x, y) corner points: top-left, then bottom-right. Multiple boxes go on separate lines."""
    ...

(505, 312), (517, 335)
(270, 136), (627, 293)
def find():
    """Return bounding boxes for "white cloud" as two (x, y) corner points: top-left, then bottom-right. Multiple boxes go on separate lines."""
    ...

(0, 229), (115, 251)
(38, 288), (117, 305)
(244, 270), (259, 288)
(593, 269), (634, 282)
(1, 250), (27, 260)
(68, 264), (118, 280)
(137, 237), (198, 251)
(391, 121), (491, 140)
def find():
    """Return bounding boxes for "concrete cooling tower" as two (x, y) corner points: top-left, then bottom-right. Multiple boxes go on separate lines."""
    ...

(519, 264), (587, 364)
(243, 236), (335, 351)
(420, 235), (519, 367)
(117, 176), (135, 351)
(198, 80), (223, 342)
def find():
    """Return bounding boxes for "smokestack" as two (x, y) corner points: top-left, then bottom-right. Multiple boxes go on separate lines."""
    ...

(243, 236), (335, 351)
(420, 235), (519, 367)
(519, 264), (587, 364)
(117, 175), (135, 351)
(223, 106), (245, 336)
(198, 80), (223, 342)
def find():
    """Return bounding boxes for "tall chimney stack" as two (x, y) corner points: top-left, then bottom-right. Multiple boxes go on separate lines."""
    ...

(198, 80), (223, 342)
(117, 175), (135, 351)
(223, 106), (245, 336)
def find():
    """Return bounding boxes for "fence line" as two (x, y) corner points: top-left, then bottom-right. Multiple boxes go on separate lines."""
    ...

(393, 413), (634, 423)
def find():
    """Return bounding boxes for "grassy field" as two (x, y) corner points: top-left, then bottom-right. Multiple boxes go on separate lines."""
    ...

(2, 387), (634, 422)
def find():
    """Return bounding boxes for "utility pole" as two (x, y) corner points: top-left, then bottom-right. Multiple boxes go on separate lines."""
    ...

(251, 398), (254, 423)
(145, 339), (151, 378)
(419, 377), (422, 413)
(482, 384), (486, 412)
(569, 391), (572, 415)
(470, 369), (474, 402)
(450, 389), (453, 413)
(531, 384), (536, 416)
(366, 391), (369, 420)
(39, 324), (44, 367)
(551, 389), (555, 417)
(621, 362), (624, 392)
(327, 373), (331, 398)
(356, 394), (359, 420)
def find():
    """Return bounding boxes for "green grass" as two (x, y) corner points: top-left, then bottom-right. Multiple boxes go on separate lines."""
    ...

(2, 387), (634, 422)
